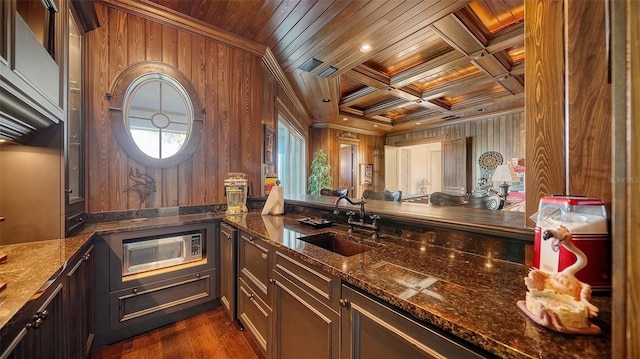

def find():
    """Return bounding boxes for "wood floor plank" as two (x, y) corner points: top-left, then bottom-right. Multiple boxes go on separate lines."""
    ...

(90, 307), (263, 359)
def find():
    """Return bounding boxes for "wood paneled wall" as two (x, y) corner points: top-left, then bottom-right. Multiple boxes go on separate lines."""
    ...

(386, 112), (526, 192)
(309, 127), (386, 197)
(85, 4), (284, 212)
(524, 0), (611, 226)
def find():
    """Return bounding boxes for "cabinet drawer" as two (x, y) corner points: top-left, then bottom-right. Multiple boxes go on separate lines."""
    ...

(109, 269), (215, 329)
(273, 249), (341, 312)
(238, 232), (271, 305)
(238, 277), (270, 357)
(341, 285), (489, 359)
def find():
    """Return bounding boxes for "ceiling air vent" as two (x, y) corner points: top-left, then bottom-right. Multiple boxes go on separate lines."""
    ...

(442, 115), (459, 120)
(298, 58), (323, 72)
(318, 66), (338, 78)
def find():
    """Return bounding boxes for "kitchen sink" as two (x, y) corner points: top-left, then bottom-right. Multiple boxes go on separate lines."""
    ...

(298, 232), (375, 257)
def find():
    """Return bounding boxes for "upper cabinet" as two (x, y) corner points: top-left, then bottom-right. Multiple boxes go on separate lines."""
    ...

(0, 0), (98, 144)
(64, 6), (84, 235)
(64, 0), (98, 236)
(0, 0), (65, 142)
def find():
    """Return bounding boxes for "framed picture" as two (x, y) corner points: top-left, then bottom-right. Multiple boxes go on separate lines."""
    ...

(264, 124), (275, 164)
(360, 163), (373, 185)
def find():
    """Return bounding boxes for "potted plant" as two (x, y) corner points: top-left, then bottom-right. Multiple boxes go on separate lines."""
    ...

(308, 149), (333, 195)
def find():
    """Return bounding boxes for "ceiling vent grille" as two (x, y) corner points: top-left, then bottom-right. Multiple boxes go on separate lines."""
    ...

(442, 115), (459, 120)
(318, 66), (338, 77)
(298, 58), (323, 72)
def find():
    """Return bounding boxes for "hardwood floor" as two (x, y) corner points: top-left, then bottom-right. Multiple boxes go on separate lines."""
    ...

(89, 307), (264, 359)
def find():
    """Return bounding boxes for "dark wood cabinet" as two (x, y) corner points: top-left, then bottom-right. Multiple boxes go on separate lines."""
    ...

(271, 249), (341, 359)
(65, 245), (94, 359)
(94, 223), (218, 346)
(64, 9), (86, 236)
(237, 230), (272, 357)
(1, 283), (64, 359)
(341, 285), (488, 359)
(1, 241), (96, 359)
(219, 223), (237, 321)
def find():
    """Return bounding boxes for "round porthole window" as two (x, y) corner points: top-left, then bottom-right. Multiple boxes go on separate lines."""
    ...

(109, 62), (204, 168)
(124, 73), (193, 159)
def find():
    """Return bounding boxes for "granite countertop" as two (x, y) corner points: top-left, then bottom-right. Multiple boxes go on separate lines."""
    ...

(232, 212), (611, 359)
(0, 212), (222, 330)
(0, 210), (610, 359)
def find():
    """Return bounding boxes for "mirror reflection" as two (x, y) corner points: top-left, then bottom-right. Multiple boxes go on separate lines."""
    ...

(124, 73), (193, 159)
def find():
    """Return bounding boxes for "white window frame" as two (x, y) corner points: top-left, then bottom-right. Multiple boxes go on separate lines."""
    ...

(277, 115), (306, 197)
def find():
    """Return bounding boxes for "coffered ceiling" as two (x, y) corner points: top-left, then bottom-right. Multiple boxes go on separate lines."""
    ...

(146, 0), (525, 134)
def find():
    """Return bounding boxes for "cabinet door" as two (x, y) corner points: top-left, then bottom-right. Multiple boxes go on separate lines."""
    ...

(237, 277), (271, 358)
(220, 223), (237, 320)
(341, 285), (488, 359)
(1, 284), (64, 359)
(238, 231), (271, 306)
(65, 8), (85, 235)
(66, 245), (94, 359)
(271, 271), (340, 359)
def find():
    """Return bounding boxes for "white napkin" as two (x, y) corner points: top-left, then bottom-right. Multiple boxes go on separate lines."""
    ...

(262, 186), (284, 215)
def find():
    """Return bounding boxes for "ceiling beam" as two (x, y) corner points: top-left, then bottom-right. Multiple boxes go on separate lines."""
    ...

(431, 14), (484, 55)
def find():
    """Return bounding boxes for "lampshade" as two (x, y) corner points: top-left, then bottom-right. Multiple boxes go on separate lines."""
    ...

(492, 164), (519, 183)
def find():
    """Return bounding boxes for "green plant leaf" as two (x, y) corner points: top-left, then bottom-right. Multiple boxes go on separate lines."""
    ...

(308, 149), (333, 195)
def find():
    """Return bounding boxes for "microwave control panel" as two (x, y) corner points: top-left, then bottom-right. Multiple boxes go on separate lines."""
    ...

(191, 234), (202, 256)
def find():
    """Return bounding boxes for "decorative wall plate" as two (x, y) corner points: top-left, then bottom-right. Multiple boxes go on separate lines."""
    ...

(478, 151), (504, 171)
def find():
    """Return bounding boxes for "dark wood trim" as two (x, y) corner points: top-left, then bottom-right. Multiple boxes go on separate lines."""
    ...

(107, 62), (204, 168)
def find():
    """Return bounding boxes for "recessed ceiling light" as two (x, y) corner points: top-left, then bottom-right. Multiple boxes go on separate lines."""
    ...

(342, 117), (348, 121)
(373, 124), (378, 127)
(478, 108), (486, 112)
(359, 44), (372, 53)
(322, 98), (331, 103)
(415, 122), (421, 125)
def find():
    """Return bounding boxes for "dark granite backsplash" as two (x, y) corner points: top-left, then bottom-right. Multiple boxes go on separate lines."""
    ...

(286, 202), (529, 264)
(85, 198), (268, 224)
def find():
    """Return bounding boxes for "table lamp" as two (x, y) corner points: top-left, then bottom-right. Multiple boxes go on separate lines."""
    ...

(492, 164), (519, 197)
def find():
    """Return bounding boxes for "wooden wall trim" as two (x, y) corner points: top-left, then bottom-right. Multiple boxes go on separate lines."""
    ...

(264, 48), (310, 126)
(95, 0), (266, 56)
(611, 1), (640, 357)
(524, 0), (566, 227)
(565, 0), (611, 209)
(627, 0), (640, 356)
(311, 122), (385, 137)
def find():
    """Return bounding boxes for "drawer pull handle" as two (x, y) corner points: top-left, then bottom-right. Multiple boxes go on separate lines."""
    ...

(249, 236), (255, 242)
(132, 288), (138, 294)
(261, 253), (267, 260)
(269, 278), (276, 285)
(248, 293), (255, 300)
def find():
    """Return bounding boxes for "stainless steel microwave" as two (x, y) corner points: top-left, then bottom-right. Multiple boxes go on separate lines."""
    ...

(122, 232), (203, 275)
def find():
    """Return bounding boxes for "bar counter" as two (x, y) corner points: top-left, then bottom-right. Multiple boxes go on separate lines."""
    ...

(0, 199), (610, 358)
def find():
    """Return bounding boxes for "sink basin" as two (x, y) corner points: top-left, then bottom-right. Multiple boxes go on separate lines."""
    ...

(298, 232), (375, 257)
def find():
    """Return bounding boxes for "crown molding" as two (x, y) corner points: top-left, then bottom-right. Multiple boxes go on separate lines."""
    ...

(96, 0), (266, 56)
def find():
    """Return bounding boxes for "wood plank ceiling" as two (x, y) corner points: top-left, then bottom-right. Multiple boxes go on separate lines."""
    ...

(146, 0), (525, 134)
